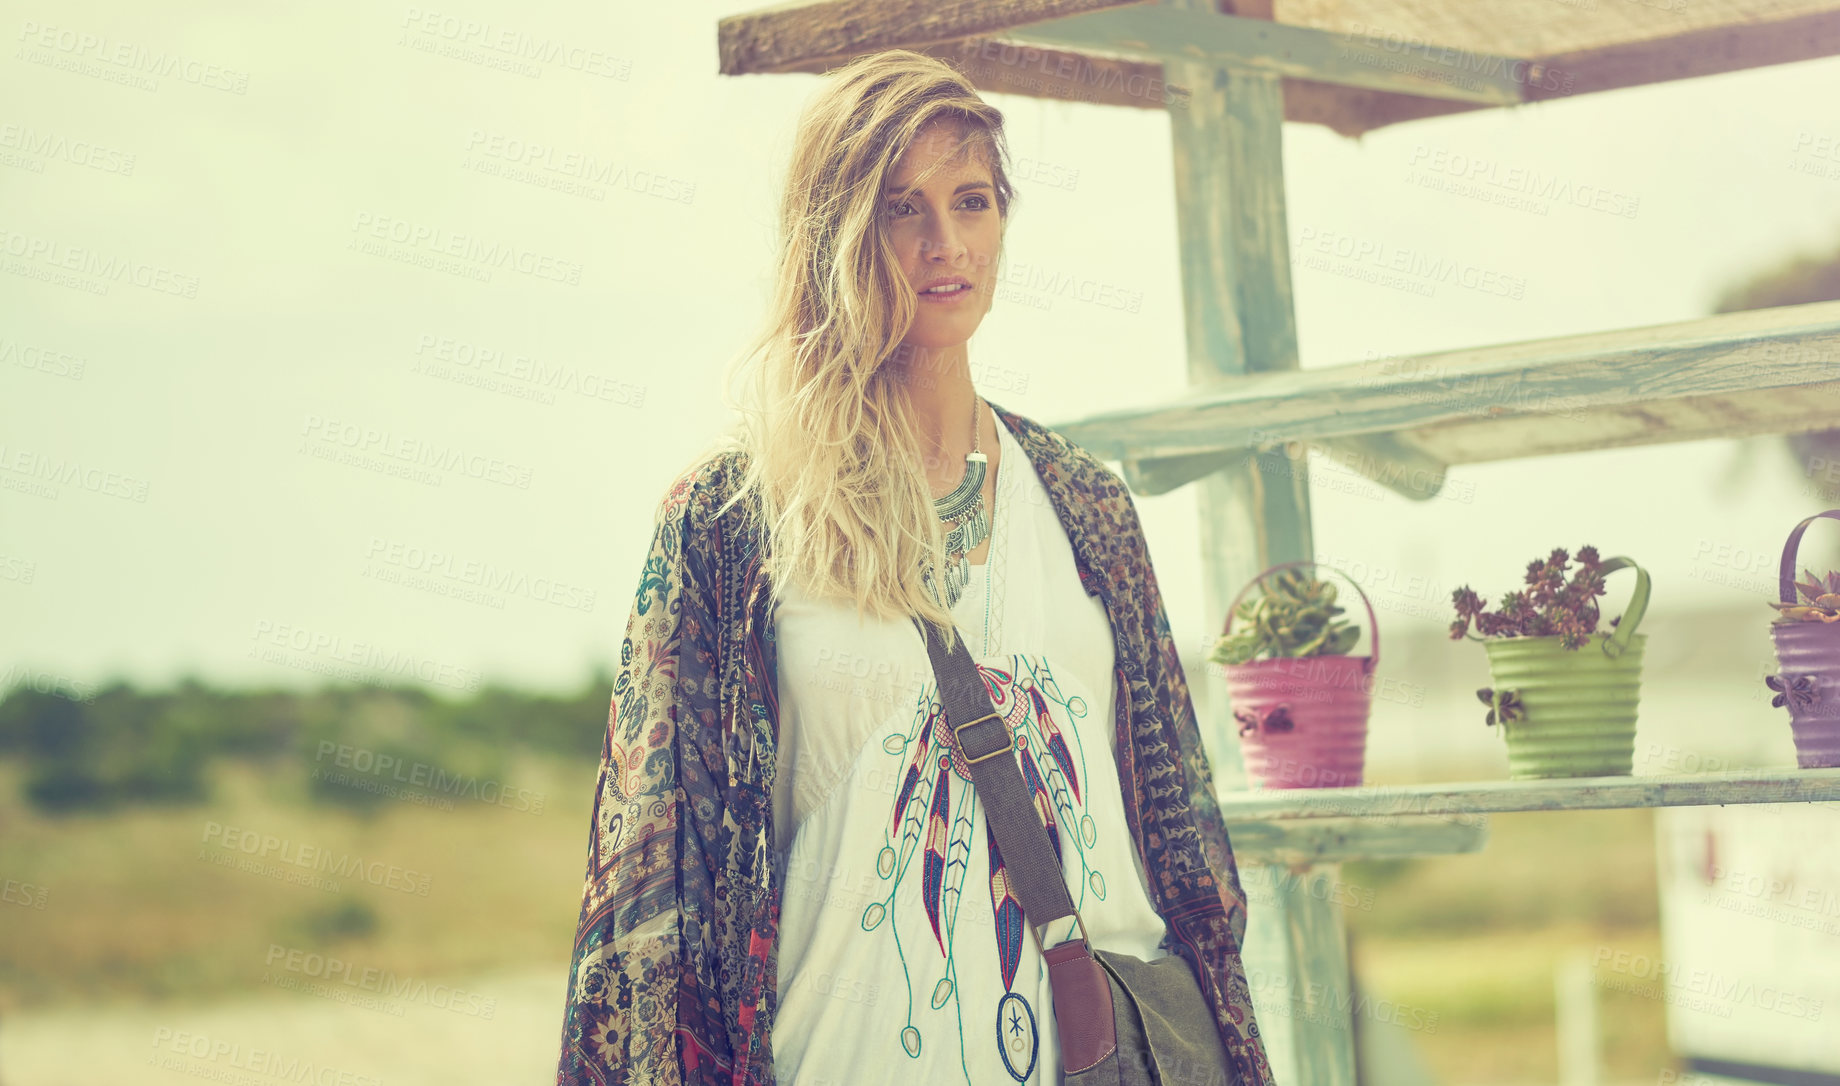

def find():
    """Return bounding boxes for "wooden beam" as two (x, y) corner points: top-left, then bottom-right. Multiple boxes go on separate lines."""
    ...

(722, 35), (1482, 136)
(1050, 299), (1840, 470)
(934, 37), (1193, 110)
(718, 3), (1840, 137)
(1216, 768), (1840, 822)
(1224, 814), (1490, 865)
(1318, 433), (1448, 501)
(1121, 447), (1248, 495)
(1527, 10), (1840, 104)
(1000, 4), (1528, 104)
(716, 0), (1148, 76)
(1281, 77), (1481, 137)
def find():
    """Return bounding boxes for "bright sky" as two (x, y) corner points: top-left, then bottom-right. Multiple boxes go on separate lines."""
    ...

(5, 1), (1840, 697)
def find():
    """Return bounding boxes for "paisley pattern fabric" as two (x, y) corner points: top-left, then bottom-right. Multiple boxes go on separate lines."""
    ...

(554, 402), (1275, 1086)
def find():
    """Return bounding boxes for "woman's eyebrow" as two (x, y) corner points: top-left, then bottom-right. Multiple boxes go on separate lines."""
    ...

(884, 181), (994, 197)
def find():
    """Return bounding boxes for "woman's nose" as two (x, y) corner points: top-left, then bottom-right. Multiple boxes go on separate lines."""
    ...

(922, 218), (965, 262)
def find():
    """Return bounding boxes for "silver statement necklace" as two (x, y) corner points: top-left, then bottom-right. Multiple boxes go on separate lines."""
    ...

(932, 397), (989, 610)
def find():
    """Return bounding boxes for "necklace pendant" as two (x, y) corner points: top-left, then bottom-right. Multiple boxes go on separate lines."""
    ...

(944, 552), (970, 608)
(942, 500), (988, 556)
(933, 452), (987, 523)
(926, 557), (969, 610)
(926, 398), (988, 614)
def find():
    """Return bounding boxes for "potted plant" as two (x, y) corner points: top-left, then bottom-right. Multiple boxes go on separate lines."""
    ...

(1208, 561), (1378, 789)
(1448, 545), (1650, 779)
(1764, 509), (1840, 769)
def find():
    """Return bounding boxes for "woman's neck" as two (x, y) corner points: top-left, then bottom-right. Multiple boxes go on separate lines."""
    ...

(887, 342), (981, 470)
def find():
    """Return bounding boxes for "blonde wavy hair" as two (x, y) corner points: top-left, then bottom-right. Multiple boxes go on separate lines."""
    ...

(714, 50), (1019, 648)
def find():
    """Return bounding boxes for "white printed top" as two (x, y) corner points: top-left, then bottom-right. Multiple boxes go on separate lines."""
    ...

(769, 411), (1171, 1085)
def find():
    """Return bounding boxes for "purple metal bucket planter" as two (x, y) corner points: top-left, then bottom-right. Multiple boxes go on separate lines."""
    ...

(1214, 561), (1380, 790)
(1768, 510), (1840, 769)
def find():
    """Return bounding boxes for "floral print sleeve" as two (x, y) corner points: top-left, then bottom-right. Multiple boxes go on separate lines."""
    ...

(1146, 555), (1249, 947)
(1113, 480), (1276, 1086)
(556, 466), (731, 1086)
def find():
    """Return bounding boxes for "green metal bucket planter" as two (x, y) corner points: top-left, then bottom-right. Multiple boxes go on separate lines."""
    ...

(1767, 510), (1840, 769)
(1479, 557), (1651, 780)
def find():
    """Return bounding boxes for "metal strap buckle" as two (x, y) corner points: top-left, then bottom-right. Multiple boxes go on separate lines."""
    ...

(1034, 909), (1093, 953)
(953, 711), (1012, 766)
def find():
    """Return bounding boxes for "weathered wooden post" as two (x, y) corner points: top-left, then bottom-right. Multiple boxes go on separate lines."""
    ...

(1160, 2), (1354, 1081)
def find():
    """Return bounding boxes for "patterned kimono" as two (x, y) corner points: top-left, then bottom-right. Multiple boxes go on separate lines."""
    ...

(555, 402), (1275, 1086)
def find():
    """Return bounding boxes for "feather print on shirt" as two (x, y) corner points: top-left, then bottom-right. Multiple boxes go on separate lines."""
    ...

(862, 653), (1114, 1081)
(892, 701), (938, 846)
(987, 824), (1026, 991)
(922, 763), (951, 955)
(1030, 686), (1082, 804)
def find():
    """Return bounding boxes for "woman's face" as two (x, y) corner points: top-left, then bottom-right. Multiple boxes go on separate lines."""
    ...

(883, 121), (1002, 350)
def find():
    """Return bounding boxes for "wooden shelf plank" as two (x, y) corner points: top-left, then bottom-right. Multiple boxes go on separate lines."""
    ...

(1223, 814), (1491, 865)
(1051, 299), (1840, 476)
(1215, 768), (1840, 821)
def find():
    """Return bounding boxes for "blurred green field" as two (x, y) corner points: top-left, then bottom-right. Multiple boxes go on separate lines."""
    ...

(0, 757), (595, 1012)
(1345, 806), (1668, 1083)
(0, 676), (1683, 1084)
(1, 766), (1676, 1084)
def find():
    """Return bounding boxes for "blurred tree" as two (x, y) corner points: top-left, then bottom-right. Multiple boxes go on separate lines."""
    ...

(0, 667), (613, 814)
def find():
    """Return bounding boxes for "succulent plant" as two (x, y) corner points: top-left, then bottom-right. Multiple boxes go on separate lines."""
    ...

(1210, 567), (1362, 666)
(1768, 567), (1840, 623)
(1449, 545), (1621, 651)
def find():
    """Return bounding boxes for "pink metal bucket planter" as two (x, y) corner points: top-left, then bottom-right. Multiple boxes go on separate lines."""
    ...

(1214, 561), (1379, 790)
(1768, 510), (1840, 769)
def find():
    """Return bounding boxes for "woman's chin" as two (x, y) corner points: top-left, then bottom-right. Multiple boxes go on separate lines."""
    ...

(903, 318), (983, 351)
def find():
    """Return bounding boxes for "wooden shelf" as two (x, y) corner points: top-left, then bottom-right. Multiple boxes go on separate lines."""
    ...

(1215, 767), (1840, 822)
(712, 8), (1840, 1081)
(1222, 813), (1490, 865)
(1049, 299), (1840, 496)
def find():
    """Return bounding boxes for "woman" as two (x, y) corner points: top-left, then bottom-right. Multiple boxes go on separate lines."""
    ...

(556, 50), (1272, 1086)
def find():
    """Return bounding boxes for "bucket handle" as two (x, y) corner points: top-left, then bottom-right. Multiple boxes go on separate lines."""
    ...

(1597, 556), (1650, 659)
(1777, 509), (1840, 604)
(1221, 560), (1380, 670)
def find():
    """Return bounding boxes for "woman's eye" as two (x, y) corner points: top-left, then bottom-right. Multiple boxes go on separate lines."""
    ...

(887, 194), (991, 217)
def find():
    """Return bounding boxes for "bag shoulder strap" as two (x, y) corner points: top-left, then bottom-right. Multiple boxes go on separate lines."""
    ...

(914, 618), (1085, 944)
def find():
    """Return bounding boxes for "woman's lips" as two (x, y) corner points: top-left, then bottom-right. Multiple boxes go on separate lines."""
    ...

(918, 282), (974, 304)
